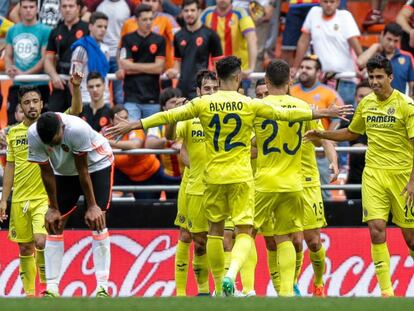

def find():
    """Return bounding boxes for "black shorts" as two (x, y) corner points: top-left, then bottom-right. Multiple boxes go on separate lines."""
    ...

(57, 165), (113, 217)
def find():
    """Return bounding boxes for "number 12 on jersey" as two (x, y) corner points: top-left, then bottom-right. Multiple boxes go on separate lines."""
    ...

(208, 113), (246, 152)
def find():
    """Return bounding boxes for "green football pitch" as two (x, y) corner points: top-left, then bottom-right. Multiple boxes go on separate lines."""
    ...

(1, 297), (414, 311)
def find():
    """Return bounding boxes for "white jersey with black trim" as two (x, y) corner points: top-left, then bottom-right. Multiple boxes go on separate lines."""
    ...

(28, 113), (113, 176)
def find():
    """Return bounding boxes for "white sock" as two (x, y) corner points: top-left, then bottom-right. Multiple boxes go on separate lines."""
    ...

(45, 235), (64, 293)
(92, 228), (111, 291)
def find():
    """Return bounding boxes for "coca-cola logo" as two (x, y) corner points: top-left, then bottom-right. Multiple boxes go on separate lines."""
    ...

(1, 229), (413, 297)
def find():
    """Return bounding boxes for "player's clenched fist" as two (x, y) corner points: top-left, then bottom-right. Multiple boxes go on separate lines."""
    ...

(85, 205), (105, 231)
(45, 208), (63, 235)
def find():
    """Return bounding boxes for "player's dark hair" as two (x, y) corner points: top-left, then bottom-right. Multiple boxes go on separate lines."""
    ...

(36, 112), (61, 144)
(302, 55), (322, 71)
(366, 54), (393, 76)
(383, 22), (403, 37)
(356, 80), (371, 92)
(109, 105), (127, 120)
(60, 0), (84, 8)
(18, 86), (42, 104)
(19, 0), (37, 5)
(196, 69), (217, 89)
(135, 4), (153, 18)
(255, 78), (266, 89)
(89, 11), (108, 24)
(216, 56), (242, 81)
(182, 0), (200, 9)
(87, 71), (104, 83)
(266, 59), (290, 87)
(159, 88), (182, 108)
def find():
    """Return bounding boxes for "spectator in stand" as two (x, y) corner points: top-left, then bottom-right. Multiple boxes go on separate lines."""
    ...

(117, 4), (166, 120)
(201, 0), (257, 94)
(0, 1), (11, 18)
(254, 78), (268, 99)
(281, 0), (319, 66)
(165, 0), (223, 99)
(145, 87), (185, 189)
(121, 0), (178, 71)
(105, 105), (163, 200)
(96, 0), (132, 106)
(340, 80), (372, 200)
(44, 0), (89, 112)
(0, 16), (14, 112)
(291, 55), (345, 200)
(363, 0), (384, 29)
(5, 0), (51, 125)
(293, 0), (363, 106)
(79, 72), (111, 132)
(397, 0), (414, 56)
(70, 11), (110, 105)
(358, 23), (414, 97)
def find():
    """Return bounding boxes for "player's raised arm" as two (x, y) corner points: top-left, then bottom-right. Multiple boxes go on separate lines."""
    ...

(68, 70), (84, 116)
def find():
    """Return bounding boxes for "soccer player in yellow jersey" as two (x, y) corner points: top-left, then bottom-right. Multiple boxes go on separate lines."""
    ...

(173, 70), (219, 296)
(107, 56), (352, 296)
(305, 54), (414, 297)
(0, 73), (83, 297)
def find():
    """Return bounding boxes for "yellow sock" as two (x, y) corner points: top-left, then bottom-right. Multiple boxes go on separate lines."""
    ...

(175, 240), (190, 296)
(267, 249), (280, 293)
(310, 246), (326, 286)
(227, 234), (252, 280)
(19, 254), (36, 296)
(371, 243), (394, 296)
(35, 248), (46, 284)
(193, 254), (209, 294)
(277, 241), (296, 297)
(294, 250), (304, 284)
(224, 251), (232, 273)
(207, 235), (225, 295)
(240, 238), (257, 294)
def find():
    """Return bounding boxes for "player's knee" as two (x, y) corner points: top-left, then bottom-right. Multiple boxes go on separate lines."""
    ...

(18, 242), (35, 256)
(264, 236), (276, 251)
(292, 234), (304, 252)
(34, 234), (46, 250)
(368, 223), (386, 243)
(306, 239), (321, 252)
(192, 233), (207, 256)
(179, 228), (192, 243)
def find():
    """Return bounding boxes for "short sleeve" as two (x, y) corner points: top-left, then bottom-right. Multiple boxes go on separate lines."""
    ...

(342, 11), (361, 39)
(70, 46), (87, 73)
(176, 121), (186, 139)
(173, 36), (182, 60)
(301, 7), (315, 33)
(5, 25), (14, 45)
(69, 122), (93, 154)
(306, 119), (324, 132)
(239, 9), (255, 35)
(156, 36), (166, 58)
(405, 100), (414, 139)
(46, 29), (57, 53)
(209, 31), (223, 60)
(147, 127), (161, 138)
(28, 130), (49, 163)
(348, 101), (366, 135)
(129, 130), (145, 141)
(5, 130), (14, 162)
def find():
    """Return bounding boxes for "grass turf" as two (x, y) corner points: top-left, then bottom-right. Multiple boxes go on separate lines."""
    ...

(1, 297), (414, 311)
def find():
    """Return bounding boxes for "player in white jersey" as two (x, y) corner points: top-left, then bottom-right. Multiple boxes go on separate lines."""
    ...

(28, 112), (114, 297)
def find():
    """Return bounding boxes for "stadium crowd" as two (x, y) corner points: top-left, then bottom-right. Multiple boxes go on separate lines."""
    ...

(0, 0), (414, 299)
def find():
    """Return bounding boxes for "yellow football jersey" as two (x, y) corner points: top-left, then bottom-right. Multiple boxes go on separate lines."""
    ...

(176, 118), (206, 195)
(142, 90), (313, 184)
(254, 95), (312, 192)
(6, 122), (48, 202)
(301, 120), (325, 188)
(348, 90), (414, 170)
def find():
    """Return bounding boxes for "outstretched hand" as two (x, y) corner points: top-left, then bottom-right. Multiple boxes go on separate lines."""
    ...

(327, 102), (354, 122)
(303, 129), (323, 143)
(105, 114), (140, 139)
(70, 71), (84, 87)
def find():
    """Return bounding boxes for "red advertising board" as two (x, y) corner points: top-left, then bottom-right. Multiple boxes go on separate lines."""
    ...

(0, 228), (413, 297)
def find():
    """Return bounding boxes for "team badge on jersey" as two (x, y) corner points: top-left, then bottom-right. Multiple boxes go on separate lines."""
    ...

(61, 144), (69, 152)
(398, 57), (406, 65)
(75, 30), (84, 39)
(149, 44), (158, 54)
(387, 107), (395, 115)
(180, 40), (187, 47)
(196, 37), (204, 47)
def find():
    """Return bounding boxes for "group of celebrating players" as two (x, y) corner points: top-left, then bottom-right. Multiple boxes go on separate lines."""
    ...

(1, 52), (414, 298)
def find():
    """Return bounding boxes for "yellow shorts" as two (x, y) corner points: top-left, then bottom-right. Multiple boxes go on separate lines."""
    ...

(303, 186), (327, 230)
(9, 198), (48, 243)
(258, 215), (275, 237)
(203, 181), (254, 226)
(254, 191), (303, 236)
(187, 194), (208, 233)
(174, 179), (188, 229)
(362, 168), (414, 228)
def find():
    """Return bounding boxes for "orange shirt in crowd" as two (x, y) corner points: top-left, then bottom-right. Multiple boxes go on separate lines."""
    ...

(121, 13), (178, 69)
(115, 130), (161, 181)
(290, 82), (344, 129)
